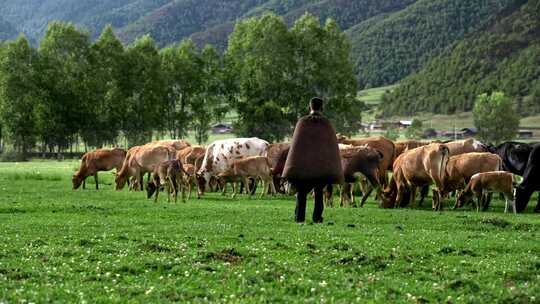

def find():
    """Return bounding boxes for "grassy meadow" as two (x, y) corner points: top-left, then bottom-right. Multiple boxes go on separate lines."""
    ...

(1, 161), (540, 302)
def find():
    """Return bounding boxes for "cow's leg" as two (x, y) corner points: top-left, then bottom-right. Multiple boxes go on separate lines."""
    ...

(166, 178), (172, 203)
(94, 173), (99, 190)
(350, 182), (356, 205)
(313, 185), (324, 223)
(432, 189), (441, 211)
(82, 176), (87, 190)
(418, 185), (429, 207)
(481, 193), (493, 212)
(360, 186), (373, 208)
(154, 183), (160, 203)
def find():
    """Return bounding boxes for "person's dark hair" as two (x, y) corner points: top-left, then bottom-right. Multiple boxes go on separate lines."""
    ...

(310, 97), (323, 111)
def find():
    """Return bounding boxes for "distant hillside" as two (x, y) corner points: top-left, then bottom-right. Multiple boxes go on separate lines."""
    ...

(0, 0), (536, 93)
(118, 0), (417, 49)
(348, 0), (522, 88)
(382, 0), (539, 116)
(0, 16), (17, 41)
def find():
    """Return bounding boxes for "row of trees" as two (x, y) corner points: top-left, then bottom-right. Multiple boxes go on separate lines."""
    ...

(0, 13), (360, 156)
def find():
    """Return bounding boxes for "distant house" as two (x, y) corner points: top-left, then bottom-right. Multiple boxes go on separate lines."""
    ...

(518, 129), (534, 138)
(460, 127), (478, 138)
(422, 128), (438, 138)
(211, 123), (233, 134)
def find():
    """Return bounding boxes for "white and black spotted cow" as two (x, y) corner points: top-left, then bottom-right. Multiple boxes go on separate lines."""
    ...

(197, 138), (270, 193)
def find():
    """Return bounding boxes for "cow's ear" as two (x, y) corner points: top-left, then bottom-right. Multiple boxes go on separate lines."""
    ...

(376, 150), (384, 160)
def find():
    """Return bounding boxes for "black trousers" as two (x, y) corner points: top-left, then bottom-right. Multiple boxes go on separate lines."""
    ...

(295, 183), (325, 223)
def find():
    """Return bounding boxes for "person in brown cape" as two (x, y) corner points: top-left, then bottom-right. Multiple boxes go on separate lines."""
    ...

(282, 97), (344, 223)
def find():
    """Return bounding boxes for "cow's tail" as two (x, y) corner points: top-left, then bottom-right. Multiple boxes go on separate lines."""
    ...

(439, 146), (450, 189)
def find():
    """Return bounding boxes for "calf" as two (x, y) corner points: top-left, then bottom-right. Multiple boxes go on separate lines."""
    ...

(455, 171), (516, 213)
(182, 164), (200, 200)
(146, 160), (186, 203)
(218, 156), (276, 198)
(73, 148), (126, 190)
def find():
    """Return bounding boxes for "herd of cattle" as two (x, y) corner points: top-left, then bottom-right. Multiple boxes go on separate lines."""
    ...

(72, 136), (540, 213)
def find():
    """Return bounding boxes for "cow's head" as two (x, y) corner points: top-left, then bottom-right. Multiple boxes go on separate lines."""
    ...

(146, 181), (158, 199)
(196, 173), (207, 195)
(115, 173), (127, 191)
(72, 173), (83, 190)
(455, 188), (474, 209)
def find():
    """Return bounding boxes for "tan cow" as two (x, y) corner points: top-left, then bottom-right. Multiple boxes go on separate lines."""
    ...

(218, 156), (276, 198)
(146, 159), (186, 203)
(455, 171), (517, 213)
(73, 148), (126, 190)
(146, 139), (190, 151)
(381, 143), (450, 210)
(445, 138), (487, 156)
(115, 145), (175, 191)
(394, 140), (432, 160)
(336, 135), (395, 188)
(442, 152), (502, 199)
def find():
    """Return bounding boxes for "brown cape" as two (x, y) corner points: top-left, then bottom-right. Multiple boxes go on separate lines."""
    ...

(282, 111), (343, 185)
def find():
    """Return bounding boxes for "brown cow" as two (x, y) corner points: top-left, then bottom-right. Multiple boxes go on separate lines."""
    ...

(455, 171), (516, 213)
(115, 145), (175, 191)
(381, 143), (450, 210)
(445, 138), (487, 156)
(218, 156), (276, 198)
(146, 159), (186, 203)
(73, 148), (126, 190)
(339, 146), (382, 207)
(441, 152), (502, 199)
(336, 135), (394, 187)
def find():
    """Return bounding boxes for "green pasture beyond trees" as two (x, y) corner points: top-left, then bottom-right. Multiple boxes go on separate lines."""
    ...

(2, 161), (540, 302)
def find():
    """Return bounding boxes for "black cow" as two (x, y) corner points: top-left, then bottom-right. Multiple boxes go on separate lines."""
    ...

(515, 143), (540, 213)
(488, 142), (532, 175)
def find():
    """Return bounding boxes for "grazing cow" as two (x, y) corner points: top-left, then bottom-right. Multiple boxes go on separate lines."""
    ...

(444, 138), (487, 156)
(267, 143), (290, 169)
(218, 156), (276, 198)
(441, 152), (502, 200)
(456, 171), (516, 213)
(514, 143), (540, 212)
(198, 138), (269, 193)
(146, 159), (186, 203)
(339, 146), (382, 207)
(336, 135), (395, 187)
(147, 139), (190, 151)
(176, 145), (206, 164)
(115, 146), (175, 191)
(72, 148), (126, 190)
(381, 143), (450, 210)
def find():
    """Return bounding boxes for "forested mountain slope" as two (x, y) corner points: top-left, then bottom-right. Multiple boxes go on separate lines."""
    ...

(382, 0), (539, 116)
(348, 0), (524, 88)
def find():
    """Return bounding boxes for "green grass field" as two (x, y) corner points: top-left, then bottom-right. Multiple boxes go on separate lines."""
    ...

(2, 161), (540, 302)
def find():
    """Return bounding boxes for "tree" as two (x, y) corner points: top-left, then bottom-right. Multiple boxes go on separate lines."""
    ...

(191, 45), (225, 144)
(405, 118), (423, 139)
(473, 92), (519, 144)
(37, 21), (92, 152)
(160, 39), (202, 139)
(85, 25), (126, 148)
(225, 13), (359, 142)
(123, 35), (166, 146)
(0, 35), (40, 157)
